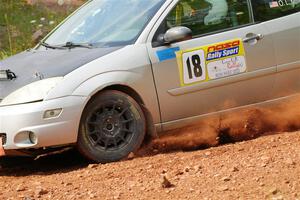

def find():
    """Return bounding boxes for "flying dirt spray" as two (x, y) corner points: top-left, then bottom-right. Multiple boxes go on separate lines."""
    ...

(143, 95), (300, 154)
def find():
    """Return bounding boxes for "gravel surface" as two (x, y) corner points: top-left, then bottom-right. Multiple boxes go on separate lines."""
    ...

(0, 131), (299, 200)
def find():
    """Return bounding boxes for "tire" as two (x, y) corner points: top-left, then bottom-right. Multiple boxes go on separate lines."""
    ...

(77, 90), (146, 163)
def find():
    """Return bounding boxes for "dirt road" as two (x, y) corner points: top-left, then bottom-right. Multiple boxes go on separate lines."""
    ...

(0, 131), (299, 200)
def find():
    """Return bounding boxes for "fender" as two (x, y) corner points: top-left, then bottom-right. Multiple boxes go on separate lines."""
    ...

(44, 45), (151, 100)
(71, 71), (160, 138)
(71, 70), (142, 97)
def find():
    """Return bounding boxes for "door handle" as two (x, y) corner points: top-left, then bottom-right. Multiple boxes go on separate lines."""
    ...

(243, 33), (264, 43)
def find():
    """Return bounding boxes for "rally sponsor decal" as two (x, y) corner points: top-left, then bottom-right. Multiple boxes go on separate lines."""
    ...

(269, 0), (299, 8)
(176, 39), (247, 86)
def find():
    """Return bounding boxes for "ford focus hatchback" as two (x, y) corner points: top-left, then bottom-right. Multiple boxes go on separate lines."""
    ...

(0, 0), (299, 163)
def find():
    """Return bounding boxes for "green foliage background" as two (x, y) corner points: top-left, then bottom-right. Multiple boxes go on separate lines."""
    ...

(0, 0), (82, 60)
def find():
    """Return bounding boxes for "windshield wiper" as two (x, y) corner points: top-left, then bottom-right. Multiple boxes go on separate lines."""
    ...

(40, 41), (93, 50)
(39, 42), (65, 50)
(62, 42), (93, 49)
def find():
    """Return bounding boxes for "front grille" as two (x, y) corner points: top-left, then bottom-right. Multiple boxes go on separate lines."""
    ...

(0, 133), (7, 145)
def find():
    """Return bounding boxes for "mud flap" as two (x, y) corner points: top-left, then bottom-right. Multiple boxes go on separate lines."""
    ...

(141, 104), (158, 139)
(0, 137), (5, 156)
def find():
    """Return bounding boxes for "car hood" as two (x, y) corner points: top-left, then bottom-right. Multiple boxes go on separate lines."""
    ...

(0, 46), (122, 100)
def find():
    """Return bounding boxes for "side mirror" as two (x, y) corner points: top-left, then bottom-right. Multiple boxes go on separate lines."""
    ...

(159, 26), (192, 45)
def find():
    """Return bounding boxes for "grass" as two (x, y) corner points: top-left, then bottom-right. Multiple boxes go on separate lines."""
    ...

(0, 50), (9, 60)
(0, 0), (82, 60)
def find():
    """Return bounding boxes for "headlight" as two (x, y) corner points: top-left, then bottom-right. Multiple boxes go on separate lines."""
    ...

(0, 77), (63, 106)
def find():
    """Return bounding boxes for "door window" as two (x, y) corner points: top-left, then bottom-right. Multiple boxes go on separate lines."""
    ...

(251, 0), (300, 22)
(153, 0), (252, 46)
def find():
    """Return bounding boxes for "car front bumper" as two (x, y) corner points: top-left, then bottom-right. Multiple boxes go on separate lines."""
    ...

(0, 96), (87, 154)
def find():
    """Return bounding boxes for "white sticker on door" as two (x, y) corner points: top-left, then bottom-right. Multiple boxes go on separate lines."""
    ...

(182, 49), (206, 85)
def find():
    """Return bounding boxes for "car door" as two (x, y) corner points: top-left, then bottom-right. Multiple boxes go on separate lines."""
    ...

(251, 0), (300, 97)
(146, 0), (277, 128)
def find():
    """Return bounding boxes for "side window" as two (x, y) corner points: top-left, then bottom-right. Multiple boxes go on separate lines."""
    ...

(153, 0), (251, 46)
(251, 0), (300, 22)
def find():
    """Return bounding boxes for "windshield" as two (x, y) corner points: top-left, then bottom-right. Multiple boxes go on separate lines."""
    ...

(43, 0), (165, 48)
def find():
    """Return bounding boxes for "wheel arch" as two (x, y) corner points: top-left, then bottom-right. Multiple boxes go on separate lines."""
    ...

(85, 84), (157, 142)
(104, 85), (145, 106)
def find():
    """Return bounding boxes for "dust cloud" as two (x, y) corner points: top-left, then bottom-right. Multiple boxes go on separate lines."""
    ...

(146, 95), (300, 154)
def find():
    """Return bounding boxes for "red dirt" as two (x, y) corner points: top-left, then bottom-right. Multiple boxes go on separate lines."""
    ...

(0, 131), (299, 200)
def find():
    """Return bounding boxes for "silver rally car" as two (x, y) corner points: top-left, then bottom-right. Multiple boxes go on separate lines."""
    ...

(0, 0), (299, 162)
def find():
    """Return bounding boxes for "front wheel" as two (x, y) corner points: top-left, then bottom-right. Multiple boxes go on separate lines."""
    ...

(77, 90), (146, 163)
